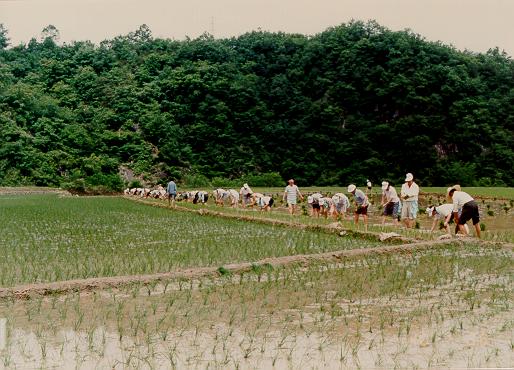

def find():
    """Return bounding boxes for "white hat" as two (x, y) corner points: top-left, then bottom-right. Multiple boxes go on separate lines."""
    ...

(405, 173), (414, 182)
(366, 180), (372, 188)
(243, 183), (249, 189)
(447, 185), (460, 196)
(381, 181), (389, 190)
(347, 184), (356, 193)
(426, 206), (435, 216)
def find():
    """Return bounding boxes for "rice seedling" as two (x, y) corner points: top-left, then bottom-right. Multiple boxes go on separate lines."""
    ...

(0, 189), (512, 368)
(1, 245), (512, 367)
(0, 194), (385, 287)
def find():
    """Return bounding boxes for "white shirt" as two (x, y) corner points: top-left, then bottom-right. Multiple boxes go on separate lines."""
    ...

(382, 186), (400, 203)
(285, 185), (299, 202)
(401, 182), (419, 202)
(435, 204), (454, 219)
(332, 193), (350, 206)
(452, 191), (474, 212)
(240, 186), (252, 196)
(311, 193), (322, 203)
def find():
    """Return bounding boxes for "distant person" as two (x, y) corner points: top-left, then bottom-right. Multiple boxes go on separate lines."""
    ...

(319, 197), (334, 219)
(331, 193), (350, 220)
(249, 192), (264, 207)
(447, 186), (481, 238)
(381, 181), (400, 225)
(239, 183), (253, 208)
(366, 179), (373, 200)
(400, 173), (419, 228)
(283, 179), (303, 215)
(213, 188), (239, 208)
(256, 194), (274, 211)
(307, 193), (323, 218)
(347, 184), (369, 230)
(166, 179), (177, 207)
(426, 204), (454, 235)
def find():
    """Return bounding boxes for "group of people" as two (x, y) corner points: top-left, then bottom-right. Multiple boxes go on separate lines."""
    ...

(164, 180), (274, 211)
(163, 173), (481, 238)
(426, 184), (481, 238)
(281, 174), (481, 238)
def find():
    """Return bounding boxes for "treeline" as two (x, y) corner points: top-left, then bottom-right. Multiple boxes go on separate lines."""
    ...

(0, 21), (513, 192)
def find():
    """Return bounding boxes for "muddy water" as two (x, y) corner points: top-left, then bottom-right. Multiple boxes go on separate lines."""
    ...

(1, 303), (511, 369)
(1, 273), (512, 369)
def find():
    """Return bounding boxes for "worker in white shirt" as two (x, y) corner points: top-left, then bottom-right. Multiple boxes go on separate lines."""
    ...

(426, 204), (454, 235)
(381, 181), (400, 225)
(447, 186), (481, 238)
(239, 183), (253, 208)
(400, 173), (419, 229)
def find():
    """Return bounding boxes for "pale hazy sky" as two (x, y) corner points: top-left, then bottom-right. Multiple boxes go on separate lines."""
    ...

(0, 0), (513, 56)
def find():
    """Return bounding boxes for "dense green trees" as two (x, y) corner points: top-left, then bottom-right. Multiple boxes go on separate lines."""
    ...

(0, 21), (513, 191)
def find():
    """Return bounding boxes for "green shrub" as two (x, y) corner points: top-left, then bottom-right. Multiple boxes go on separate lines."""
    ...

(217, 266), (231, 276)
(242, 172), (283, 187)
(61, 178), (86, 194)
(86, 173), (124, 192)
(62, 173), (123, 194)
(128, 180), (142, 188)
(211, 177), (239, 188)
(182, 173), (210, 188)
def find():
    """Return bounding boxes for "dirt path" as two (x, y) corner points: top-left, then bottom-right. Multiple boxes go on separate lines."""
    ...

(1, 238), (505, 299)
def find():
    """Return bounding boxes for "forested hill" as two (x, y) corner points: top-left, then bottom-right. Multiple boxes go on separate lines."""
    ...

(1, 21), (513, 191)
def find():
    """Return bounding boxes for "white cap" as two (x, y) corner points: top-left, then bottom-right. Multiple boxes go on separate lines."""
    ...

(366, 180), (372, 188)
(243, 183), (249, 189)
(447, 185), (460, 196)
(381, 181), (389, 190)
(426, 206), (435, 216)
(405, 173), (414, 182)
(347, 184), (356, 193)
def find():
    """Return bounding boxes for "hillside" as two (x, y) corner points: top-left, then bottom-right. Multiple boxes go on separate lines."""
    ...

(0, 21), (513, 191)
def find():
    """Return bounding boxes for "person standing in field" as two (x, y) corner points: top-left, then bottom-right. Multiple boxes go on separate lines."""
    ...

(347, 184), (369, 230)
(166, 179), (177, 207)
(283, 179), (303, 215)
(381, 181), (400, 225)
(447, 185), (481, 238)
(400, 173), (419, 228)
(366, 179), (373, 200)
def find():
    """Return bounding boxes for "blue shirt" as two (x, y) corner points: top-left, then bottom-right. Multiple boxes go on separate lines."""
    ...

(354, 189), (369, 207)
(167, 181), (177, 194)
